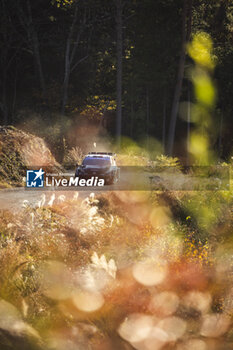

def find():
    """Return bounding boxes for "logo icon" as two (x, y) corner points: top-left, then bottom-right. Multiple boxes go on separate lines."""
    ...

(26, 169), (45, 188)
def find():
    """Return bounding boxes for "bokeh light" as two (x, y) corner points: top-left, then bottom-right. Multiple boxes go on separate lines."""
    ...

(150, 206), (171, 228)
(72, 290), (104, 313)
(132, 261), (167, 286)
(156, 317), (186, 342)
(200, 313), (230, 337)
(40, 260), (73, 300)
(118, 314), (155, 343)
(177, 339), (207, 350)
(183, 291), (212, 314)
(149, 291), (179, 316)
(187, 32), (216, 70)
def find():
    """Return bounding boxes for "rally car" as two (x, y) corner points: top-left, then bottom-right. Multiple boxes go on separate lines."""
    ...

(75, 152), (120, 185)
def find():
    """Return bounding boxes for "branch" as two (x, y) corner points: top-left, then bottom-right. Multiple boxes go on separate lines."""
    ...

(123, 12), (135, 23)
(66, 2), (79, 65)
(6, 46), (22, 69)
(70, 28), (82, 65)
(16, 0), (29, 31)
(70, 8), (87, 65)
(70, 55), (88, 72)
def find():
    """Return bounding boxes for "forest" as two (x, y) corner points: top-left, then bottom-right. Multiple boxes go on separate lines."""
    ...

(0, 2), (233, 350)
(0, 0), (232, 160)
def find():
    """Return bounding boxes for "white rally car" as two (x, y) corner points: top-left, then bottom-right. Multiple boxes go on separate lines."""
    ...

(75, 152), (120, 185)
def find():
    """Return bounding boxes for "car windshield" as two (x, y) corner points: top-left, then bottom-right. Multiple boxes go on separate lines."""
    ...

(82, 157), (111, 166)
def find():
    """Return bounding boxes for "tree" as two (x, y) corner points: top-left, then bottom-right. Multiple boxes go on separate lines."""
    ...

(0, 0), (21, 124)
(16, 0), (46, 96)
(115, 0), (123, 147)
(167, 0), (193, 156)
(0, 0), (10, 123)
(0, 0), (232, 161)
(60, 1), (89, 115)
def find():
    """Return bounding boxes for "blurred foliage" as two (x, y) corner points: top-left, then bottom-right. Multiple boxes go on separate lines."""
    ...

(0, 185), (232, 349)
(188, 32), (217, 164)
(154, 155), (181, 169)
(187, 32), (216, 70)
(51, 0), (74, 8)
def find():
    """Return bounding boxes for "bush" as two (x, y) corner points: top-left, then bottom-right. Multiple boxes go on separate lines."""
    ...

(63, 146), (84, 169)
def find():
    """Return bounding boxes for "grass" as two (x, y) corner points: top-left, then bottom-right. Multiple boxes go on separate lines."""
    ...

(0, 186), (232, 349)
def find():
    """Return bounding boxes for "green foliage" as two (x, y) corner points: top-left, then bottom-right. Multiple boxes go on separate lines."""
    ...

(79, 96), (116, 121)
(51, 0), (74, 8)
(155, 155), (181, 168)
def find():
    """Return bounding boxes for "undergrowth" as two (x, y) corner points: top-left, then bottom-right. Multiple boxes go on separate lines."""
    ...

(0, 189), (232, 349)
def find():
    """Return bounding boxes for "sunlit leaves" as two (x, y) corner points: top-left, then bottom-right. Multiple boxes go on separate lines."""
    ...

(80, 96), (116, 121)
(187, 32), (216, 70)
(190, 133), (209, 162)
(187, 32), (217, 164)
(193, 71), (216, 107)
(51, 0), (74, 8)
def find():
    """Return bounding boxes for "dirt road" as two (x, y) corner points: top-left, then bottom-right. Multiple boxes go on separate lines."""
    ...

(0, 168), (226, 211)
(0, 169), (152, 211)
(0, 187), (92, 212)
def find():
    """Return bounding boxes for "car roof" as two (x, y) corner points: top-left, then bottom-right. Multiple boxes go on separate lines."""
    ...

(84, 155), (112, 159)
(85, 153), (114, 158)
(87, 152), (115, 156)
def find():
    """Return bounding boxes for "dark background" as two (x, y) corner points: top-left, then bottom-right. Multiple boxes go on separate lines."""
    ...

(0, 0), (232, 159)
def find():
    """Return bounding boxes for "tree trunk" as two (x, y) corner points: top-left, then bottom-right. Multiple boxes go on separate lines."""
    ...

(2, 74), (8, 124)
(27, 0), (46, 96)
(187, 83), (191, 165)
(116, 0), (123, 148)
(0, 0), (9, 124)
(130, 78), (134, 138)
(61, 41), (71, 115)
(61, 4), (80, 115)
(11, 62), (18, 123)
(218, 114), (223, 159)
(167, 0), (191, 155)
(130, 100), (134, 138)
(146, 87), (150, 151)
(1, 49), (8, 124)
(32, 30), (46, 95)
(162, 90), (167, 152)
